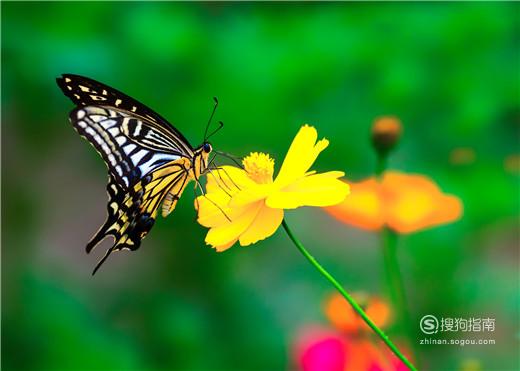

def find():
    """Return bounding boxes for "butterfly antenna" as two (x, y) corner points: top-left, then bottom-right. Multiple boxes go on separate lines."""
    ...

(206, 121), (224, 141)
(204, 97), (219, 142)
(92, 247), (115, 275)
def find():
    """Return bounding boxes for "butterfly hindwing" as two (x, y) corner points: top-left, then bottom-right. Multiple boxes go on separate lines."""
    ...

(89, 160), (191, 275)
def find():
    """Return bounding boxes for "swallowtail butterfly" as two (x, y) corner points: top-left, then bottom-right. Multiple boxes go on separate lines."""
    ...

(57, 74), (216, 275)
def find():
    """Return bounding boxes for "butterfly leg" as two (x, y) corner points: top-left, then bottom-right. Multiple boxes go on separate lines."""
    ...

(192, 178), (232, 223)
(213, 150), (244, 169)
(208, 165), (241, 192)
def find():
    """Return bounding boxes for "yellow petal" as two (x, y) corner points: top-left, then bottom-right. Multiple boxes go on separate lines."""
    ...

(229, 183), (273, 207)
(196, 190), (232, 228)
(205, 201), (263, 248)
(238, 205), (284, 246)
(205, 166), (255, 195)
(213, 238), (237, 252)
(275, 125), (330, 188)
(266, 171), (349, 209)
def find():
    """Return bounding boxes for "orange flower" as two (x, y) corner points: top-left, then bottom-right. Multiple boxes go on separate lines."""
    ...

(293, 294), (409, 371)
(325, 171), (463, 234)
(324, 292), (391, 334)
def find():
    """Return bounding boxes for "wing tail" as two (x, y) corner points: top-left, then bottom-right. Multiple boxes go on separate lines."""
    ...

(85, 162), (189, 272)
(92, 247), (115, 275)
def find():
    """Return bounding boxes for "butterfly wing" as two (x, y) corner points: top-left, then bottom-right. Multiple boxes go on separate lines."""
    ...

(57, 75), (196, 274)
(56, 74), (193, 156)
(70, 105), (190, 189)
(90, 160), (191, 275)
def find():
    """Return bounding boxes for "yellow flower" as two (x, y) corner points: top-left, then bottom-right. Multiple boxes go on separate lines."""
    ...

(196, 125), (350, 251)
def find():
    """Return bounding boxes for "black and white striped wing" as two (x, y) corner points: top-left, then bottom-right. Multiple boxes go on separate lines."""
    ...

(71, 105), (188, 189)
(56, 74), (198, 274)
(56, 74), (193, 156)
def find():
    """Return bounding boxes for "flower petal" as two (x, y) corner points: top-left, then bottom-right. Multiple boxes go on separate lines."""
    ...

(197, 166), (260, 228)
(383, 172), (463, 234)
(229, 183), (273, 207)
(205, 166), (256, 194)
(293, 326), (347, 371)
(325, 172), (463, 234)
(238, 205), (284, 246)
(266, 172), (349, 209)
(275, 125), (330, 188)
(325, 178), (384, 231)
(204, 201), (263, 249)
(196, 190), (233, 228)
(212, 238), (237, 253)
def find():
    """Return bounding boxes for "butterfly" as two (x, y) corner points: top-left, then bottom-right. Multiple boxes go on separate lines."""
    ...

(57, 74), (220, 275)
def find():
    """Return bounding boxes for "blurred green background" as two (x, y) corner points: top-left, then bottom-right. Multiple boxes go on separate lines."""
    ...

(2, 2), (519, 370)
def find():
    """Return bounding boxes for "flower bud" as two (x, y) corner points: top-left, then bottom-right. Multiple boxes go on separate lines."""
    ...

(371, 116), (402, 157)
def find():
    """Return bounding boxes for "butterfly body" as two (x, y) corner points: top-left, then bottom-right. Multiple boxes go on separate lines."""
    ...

(57, 74), (213, 274)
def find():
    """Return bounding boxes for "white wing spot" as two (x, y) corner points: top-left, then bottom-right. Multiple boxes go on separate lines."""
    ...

(138, 153), (180, 175)
(115, 99), (122, 106)
(101, 119), (117, 129)
(116, 136), (126, 145)
(123, 144), (137, 155)
(108, 154), (116, 165)
(133, 122), (142, 136)
(130, 149), (147, 164)
(94, 135), (103, 145)
(90, 115), (106, 123)
(108, 127), (119, 136)
(79, 85), (90, 92)
(101, 143), (110, 154)
(84, 127), (96, 137)
(77, 110), (86, 119)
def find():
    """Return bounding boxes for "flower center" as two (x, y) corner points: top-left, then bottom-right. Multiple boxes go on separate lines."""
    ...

(242, 152), (275, 184)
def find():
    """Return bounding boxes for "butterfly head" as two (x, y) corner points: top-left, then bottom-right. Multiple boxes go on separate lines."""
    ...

(203, 142), (212, 154)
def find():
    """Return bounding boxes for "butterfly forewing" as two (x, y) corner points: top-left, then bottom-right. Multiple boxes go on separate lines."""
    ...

(72, 105), (186, 188)
(57, 74), (193, 156)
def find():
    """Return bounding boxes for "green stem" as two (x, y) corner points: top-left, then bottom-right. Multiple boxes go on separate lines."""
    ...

(375, 152), (419, 367)
(382, 229), (410, 332)
(282, 219), (417, 371)
(382, 229), (420, 368)
(375, 153), (387, 179)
